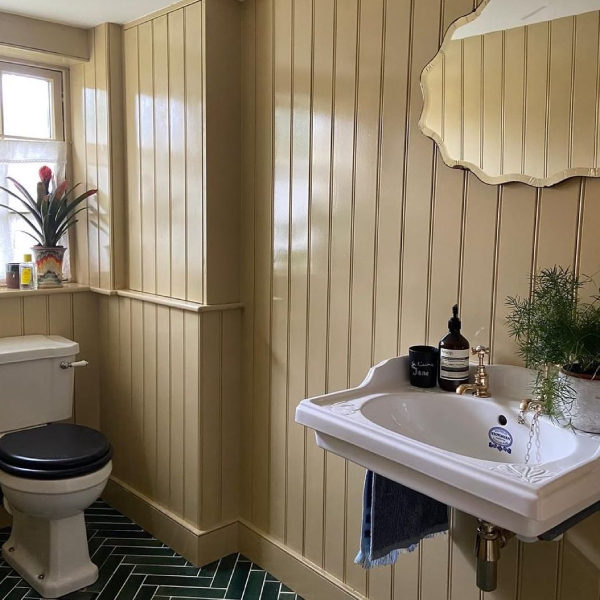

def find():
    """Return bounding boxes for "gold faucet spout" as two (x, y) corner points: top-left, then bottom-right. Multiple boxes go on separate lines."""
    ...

(455, 346), (492, 398)
(456, 383), (481, 395)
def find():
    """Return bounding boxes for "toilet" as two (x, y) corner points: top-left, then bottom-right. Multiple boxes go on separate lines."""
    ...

(0, 335), (112, 599)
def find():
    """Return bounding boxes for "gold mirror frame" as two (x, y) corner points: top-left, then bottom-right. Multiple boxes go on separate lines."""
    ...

(419, 0), (600, 187)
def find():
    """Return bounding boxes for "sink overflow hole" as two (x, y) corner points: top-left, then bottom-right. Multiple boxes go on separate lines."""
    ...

(498, 415), (508, 426)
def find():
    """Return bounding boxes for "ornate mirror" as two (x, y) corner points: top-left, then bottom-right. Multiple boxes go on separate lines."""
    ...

(420, 0), (600, 187)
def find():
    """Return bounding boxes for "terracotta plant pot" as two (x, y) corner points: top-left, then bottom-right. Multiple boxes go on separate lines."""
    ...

(32, 246), (66, 289)
(561, 366), (600, 433)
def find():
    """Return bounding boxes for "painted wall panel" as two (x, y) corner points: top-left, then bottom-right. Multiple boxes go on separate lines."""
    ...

(241, 0), (600, 598)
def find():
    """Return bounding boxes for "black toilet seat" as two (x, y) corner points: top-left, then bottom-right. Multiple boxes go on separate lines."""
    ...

(0, 423), (112, 480)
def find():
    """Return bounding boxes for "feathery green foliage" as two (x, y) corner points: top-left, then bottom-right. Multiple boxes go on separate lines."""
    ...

(506, 266), (600, 418)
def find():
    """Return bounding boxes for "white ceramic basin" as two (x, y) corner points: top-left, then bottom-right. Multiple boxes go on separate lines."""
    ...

(295, 356), (600, 537)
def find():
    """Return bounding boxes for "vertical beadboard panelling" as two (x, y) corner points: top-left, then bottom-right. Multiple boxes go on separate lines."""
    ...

(242, 0), (600, 598)
(70, 65), (90, 285)
(138, 22), (157, 295)
(0, 294), (99, 427)
(200, 311), (223, 529)
(94, 25), (112, 291)
(71, 24), (124, 290)
(122, 0), (240, 303)
(184, 3), (205, 303)
(304, 0), (335, 569)
(142, 301), (158, 500)
(251, 0), (274, 534)
(153, 15), (172, 298)
(221, 309), (242, 524)
(269, 0), (292, 544)
(72, 292), (100, 429)
(183, 311), (200, 527)
(124, 27), (143, 292)
(170, 308), (186, 517)
(84, 31), (100, 289)
(240, 0), (256, 523)
(98, 295), (242, 530)
(286, 0), (311, 558)
(168, 9), (187, 301)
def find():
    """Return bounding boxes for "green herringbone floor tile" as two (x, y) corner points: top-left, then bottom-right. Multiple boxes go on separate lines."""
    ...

(0, 501), (304, 600)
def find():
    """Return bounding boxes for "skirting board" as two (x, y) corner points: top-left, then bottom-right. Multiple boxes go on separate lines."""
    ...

(238, 520), (366, 600)
(103, 476), (238, 567)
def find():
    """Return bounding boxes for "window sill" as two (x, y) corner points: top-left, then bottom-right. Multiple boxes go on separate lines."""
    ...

(0, 282), (90, 298)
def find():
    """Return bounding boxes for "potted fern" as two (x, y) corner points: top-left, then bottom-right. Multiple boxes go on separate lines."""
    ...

(506, 266), (600, 432)
(0, 166), (97, 288)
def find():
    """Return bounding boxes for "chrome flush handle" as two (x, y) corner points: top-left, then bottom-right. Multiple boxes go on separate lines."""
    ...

(60, 360), (89, 370)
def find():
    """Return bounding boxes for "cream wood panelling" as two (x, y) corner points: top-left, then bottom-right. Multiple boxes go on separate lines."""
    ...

(241, 0), (600, 599)
(123, 0), (241, 305)
(98, 295), (242, 531)
(0, 292), (100, 429)
(70, 23), (126, 291)
(421, 6), (600, 187)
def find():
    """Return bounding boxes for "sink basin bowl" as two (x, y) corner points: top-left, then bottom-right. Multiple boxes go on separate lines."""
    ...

(295, 356), (600, 537)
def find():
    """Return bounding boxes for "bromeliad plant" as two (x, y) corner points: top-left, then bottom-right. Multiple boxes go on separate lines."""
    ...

(506, 266), (600, 420)
(0, 166), (97, 248)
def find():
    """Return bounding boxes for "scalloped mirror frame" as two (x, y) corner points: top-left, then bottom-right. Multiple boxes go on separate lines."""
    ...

(419, 0), (600, 187)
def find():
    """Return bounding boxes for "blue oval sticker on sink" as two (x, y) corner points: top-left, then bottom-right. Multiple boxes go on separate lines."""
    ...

(489, 427), (513, 454)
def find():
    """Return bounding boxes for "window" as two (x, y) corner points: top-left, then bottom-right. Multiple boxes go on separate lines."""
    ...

(0, 61), (68, 283)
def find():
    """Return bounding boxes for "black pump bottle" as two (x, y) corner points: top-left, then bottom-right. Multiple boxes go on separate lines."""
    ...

(438, 304), (470, 391)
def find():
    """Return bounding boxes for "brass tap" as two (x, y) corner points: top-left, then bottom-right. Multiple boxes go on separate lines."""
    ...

(456, 346), (491, 398)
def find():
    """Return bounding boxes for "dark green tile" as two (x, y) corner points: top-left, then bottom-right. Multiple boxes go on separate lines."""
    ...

(280, 584), (293, 593)
(133, 585), (158, 600)
(5, 587), (28, 600)
(91, 544), (114, 568)
(95, 530), (153, 539)
(87, 554), (124, 592)
(265, 574), (278, 582)
(144, 575), (213, 587)
(260, 580), (279, 600)
(242, 571), (265, 599)
(97, 564), (135, 600)
(211, 554), (238, 588)
(111, 547), (175, 556)
(133, 565), (199, 575)
(114, 573), (145, 600)
(224, 559), (250, 599)
(0, 577), (19, 597)
(156, 586), (226, 598)
(103, 538), (164, 547)
(122, 555), (188, 566)
(199, 559), (220, 577)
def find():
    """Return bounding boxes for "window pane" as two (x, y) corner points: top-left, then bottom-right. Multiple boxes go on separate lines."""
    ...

(2, 74), (52, 139)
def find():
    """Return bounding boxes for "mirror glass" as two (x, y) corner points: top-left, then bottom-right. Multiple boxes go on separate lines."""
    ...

(420, 0), (600, 187)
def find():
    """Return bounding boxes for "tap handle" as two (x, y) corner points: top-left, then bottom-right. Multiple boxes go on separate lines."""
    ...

(472, 345), (490, 366)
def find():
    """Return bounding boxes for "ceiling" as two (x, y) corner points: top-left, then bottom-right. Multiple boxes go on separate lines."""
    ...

(453, 0), (600, 39)
(0, 0), (184, 28)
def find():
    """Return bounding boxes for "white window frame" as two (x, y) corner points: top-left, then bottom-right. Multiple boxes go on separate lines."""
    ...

(0, 61), (65, 142)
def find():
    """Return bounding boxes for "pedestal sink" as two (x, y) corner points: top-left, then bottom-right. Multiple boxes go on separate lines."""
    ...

(295, 356), (600, 538)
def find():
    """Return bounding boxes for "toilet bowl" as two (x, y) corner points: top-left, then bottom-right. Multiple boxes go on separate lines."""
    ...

(0, 336), (113, 598)
(0, 424), (112, 598)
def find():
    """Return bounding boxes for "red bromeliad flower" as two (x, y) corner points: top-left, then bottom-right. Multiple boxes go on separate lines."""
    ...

(39, 166), (53, 193)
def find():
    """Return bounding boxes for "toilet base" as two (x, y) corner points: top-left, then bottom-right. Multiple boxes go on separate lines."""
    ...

(2, 508), (98, 598)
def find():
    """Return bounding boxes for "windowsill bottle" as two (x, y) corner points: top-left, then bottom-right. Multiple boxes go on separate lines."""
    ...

(19, 254), (37, 291)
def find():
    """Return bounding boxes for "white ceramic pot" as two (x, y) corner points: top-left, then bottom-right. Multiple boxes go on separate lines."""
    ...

(563, 368), (600, 433)
(32, 246), (66, 289)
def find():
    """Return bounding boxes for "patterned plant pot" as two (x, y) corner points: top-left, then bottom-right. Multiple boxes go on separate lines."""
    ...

(32, 246), (66, 289)
(562, 368), (600, 433)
